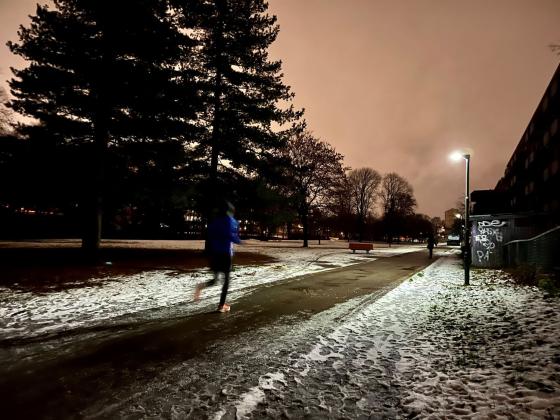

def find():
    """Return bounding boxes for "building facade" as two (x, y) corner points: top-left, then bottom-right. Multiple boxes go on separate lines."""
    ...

(494, 64), (560, 228)
(470, 64), (560, 268)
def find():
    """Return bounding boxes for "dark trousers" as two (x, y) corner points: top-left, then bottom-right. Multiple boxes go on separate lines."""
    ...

(207, 254), (232, 306)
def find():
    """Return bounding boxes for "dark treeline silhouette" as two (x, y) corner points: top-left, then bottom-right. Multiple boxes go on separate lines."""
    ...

(1, 0), (437, 251)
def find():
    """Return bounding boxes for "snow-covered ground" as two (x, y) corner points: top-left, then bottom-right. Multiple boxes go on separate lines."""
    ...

(221, 255), (560, 419)
(89, 253), (560, 419)
(8, 241), (556, 418)
(0, 241), (421, 341)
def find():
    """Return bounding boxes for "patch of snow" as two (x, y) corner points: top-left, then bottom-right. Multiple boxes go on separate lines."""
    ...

(217, 254), (560, 418)
(0, 241), (421, 341)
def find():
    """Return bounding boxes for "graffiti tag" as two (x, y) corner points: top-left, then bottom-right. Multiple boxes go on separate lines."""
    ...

(478, 220), (507, 228)
(474, 220), (506, 264)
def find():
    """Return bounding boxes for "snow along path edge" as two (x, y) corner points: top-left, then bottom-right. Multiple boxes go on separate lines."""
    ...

(217, 255), (560, 419)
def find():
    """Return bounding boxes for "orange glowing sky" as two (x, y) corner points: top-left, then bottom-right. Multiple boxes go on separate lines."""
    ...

(2, 0), (560, 218)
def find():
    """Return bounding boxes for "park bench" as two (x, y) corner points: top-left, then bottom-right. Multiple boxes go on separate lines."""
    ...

(349, 242), (373, 253)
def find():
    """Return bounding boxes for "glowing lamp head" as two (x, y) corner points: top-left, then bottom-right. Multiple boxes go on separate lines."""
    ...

(449, 151), (464, 162)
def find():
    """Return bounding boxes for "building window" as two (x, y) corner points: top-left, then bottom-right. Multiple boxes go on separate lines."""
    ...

(525, 185), (529, 195)
(552, 118), (558, 136)
(543, 131), (550, 146)
(552, 80), (558, 96)
(529, 181), (535, 193)
(530, 122), (535, 135)
(525, 158), (529, 169)
(544, 167), (549, 181)
(529, 151), (535, 163)
(542, 96), (549, 111)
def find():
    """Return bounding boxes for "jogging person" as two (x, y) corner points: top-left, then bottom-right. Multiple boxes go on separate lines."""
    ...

(194, 201), (241, 312)
(427, 233), (436, 259)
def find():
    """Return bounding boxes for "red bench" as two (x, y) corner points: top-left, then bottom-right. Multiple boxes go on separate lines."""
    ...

(349, 242), (374, 253)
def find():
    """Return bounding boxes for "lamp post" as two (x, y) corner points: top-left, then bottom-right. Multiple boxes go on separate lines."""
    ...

(450, 151), (471, 286)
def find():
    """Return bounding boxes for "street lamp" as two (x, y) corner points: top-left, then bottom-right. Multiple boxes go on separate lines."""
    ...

(450, 151), (471, 286)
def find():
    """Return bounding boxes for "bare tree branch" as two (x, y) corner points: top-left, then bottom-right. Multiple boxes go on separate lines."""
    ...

(283, 129), (345, 246)
(379, 172), (417, 217)
(347, 167), (381, 240)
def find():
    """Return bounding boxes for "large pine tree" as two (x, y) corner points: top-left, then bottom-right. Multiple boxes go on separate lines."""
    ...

(180, 0), (302, 212)
(8, 0), (199, 252)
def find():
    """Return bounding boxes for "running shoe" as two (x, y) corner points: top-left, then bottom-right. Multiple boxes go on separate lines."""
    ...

(218, 303), (231, 313)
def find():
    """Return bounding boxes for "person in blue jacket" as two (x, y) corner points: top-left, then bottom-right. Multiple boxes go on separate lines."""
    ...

(194, 200), (241, 312)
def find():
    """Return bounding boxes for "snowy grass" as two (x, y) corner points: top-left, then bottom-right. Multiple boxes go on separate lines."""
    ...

(394, 258), (560, 418)
(0, 241), (422, 341)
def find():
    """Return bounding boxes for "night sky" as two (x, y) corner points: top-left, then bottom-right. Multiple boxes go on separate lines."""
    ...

(1, 0), (559, 217)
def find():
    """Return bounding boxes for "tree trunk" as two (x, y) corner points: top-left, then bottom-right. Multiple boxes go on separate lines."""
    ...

(302, 211), (309, 248)
(357, 215), (364, 242)
(82, 116), (108, 255)
(205, 18), (224, 253)
(82, 42), (111, 256)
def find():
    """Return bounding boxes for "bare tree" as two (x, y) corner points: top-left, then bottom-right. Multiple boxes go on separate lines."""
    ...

(455, 196), (466, 215)
(322, 175), (353, 240)
(380, 173), (416, 216)
(348, 167), (381, 241)
(284, 130), (345, 247)
(379, 172), (417, 244)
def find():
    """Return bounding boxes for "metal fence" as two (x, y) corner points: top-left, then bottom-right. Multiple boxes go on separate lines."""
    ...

(503, 226), (560, 271)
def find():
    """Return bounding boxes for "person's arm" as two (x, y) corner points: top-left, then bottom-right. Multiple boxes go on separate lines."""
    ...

(230, 218), (242, 244)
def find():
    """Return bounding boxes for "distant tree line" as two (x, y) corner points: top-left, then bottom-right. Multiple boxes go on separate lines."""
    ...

(0, 0), (438, 251)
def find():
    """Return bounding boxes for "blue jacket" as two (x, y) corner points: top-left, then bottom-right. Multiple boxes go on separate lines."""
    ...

(208, 215), (241, 256)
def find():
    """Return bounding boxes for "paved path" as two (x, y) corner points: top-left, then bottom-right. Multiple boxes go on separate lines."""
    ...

(1, 250), (437, 418)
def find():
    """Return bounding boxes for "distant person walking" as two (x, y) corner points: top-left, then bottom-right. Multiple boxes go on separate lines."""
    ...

(427, 234), (436, 259)
(194, 201), (241, 312)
